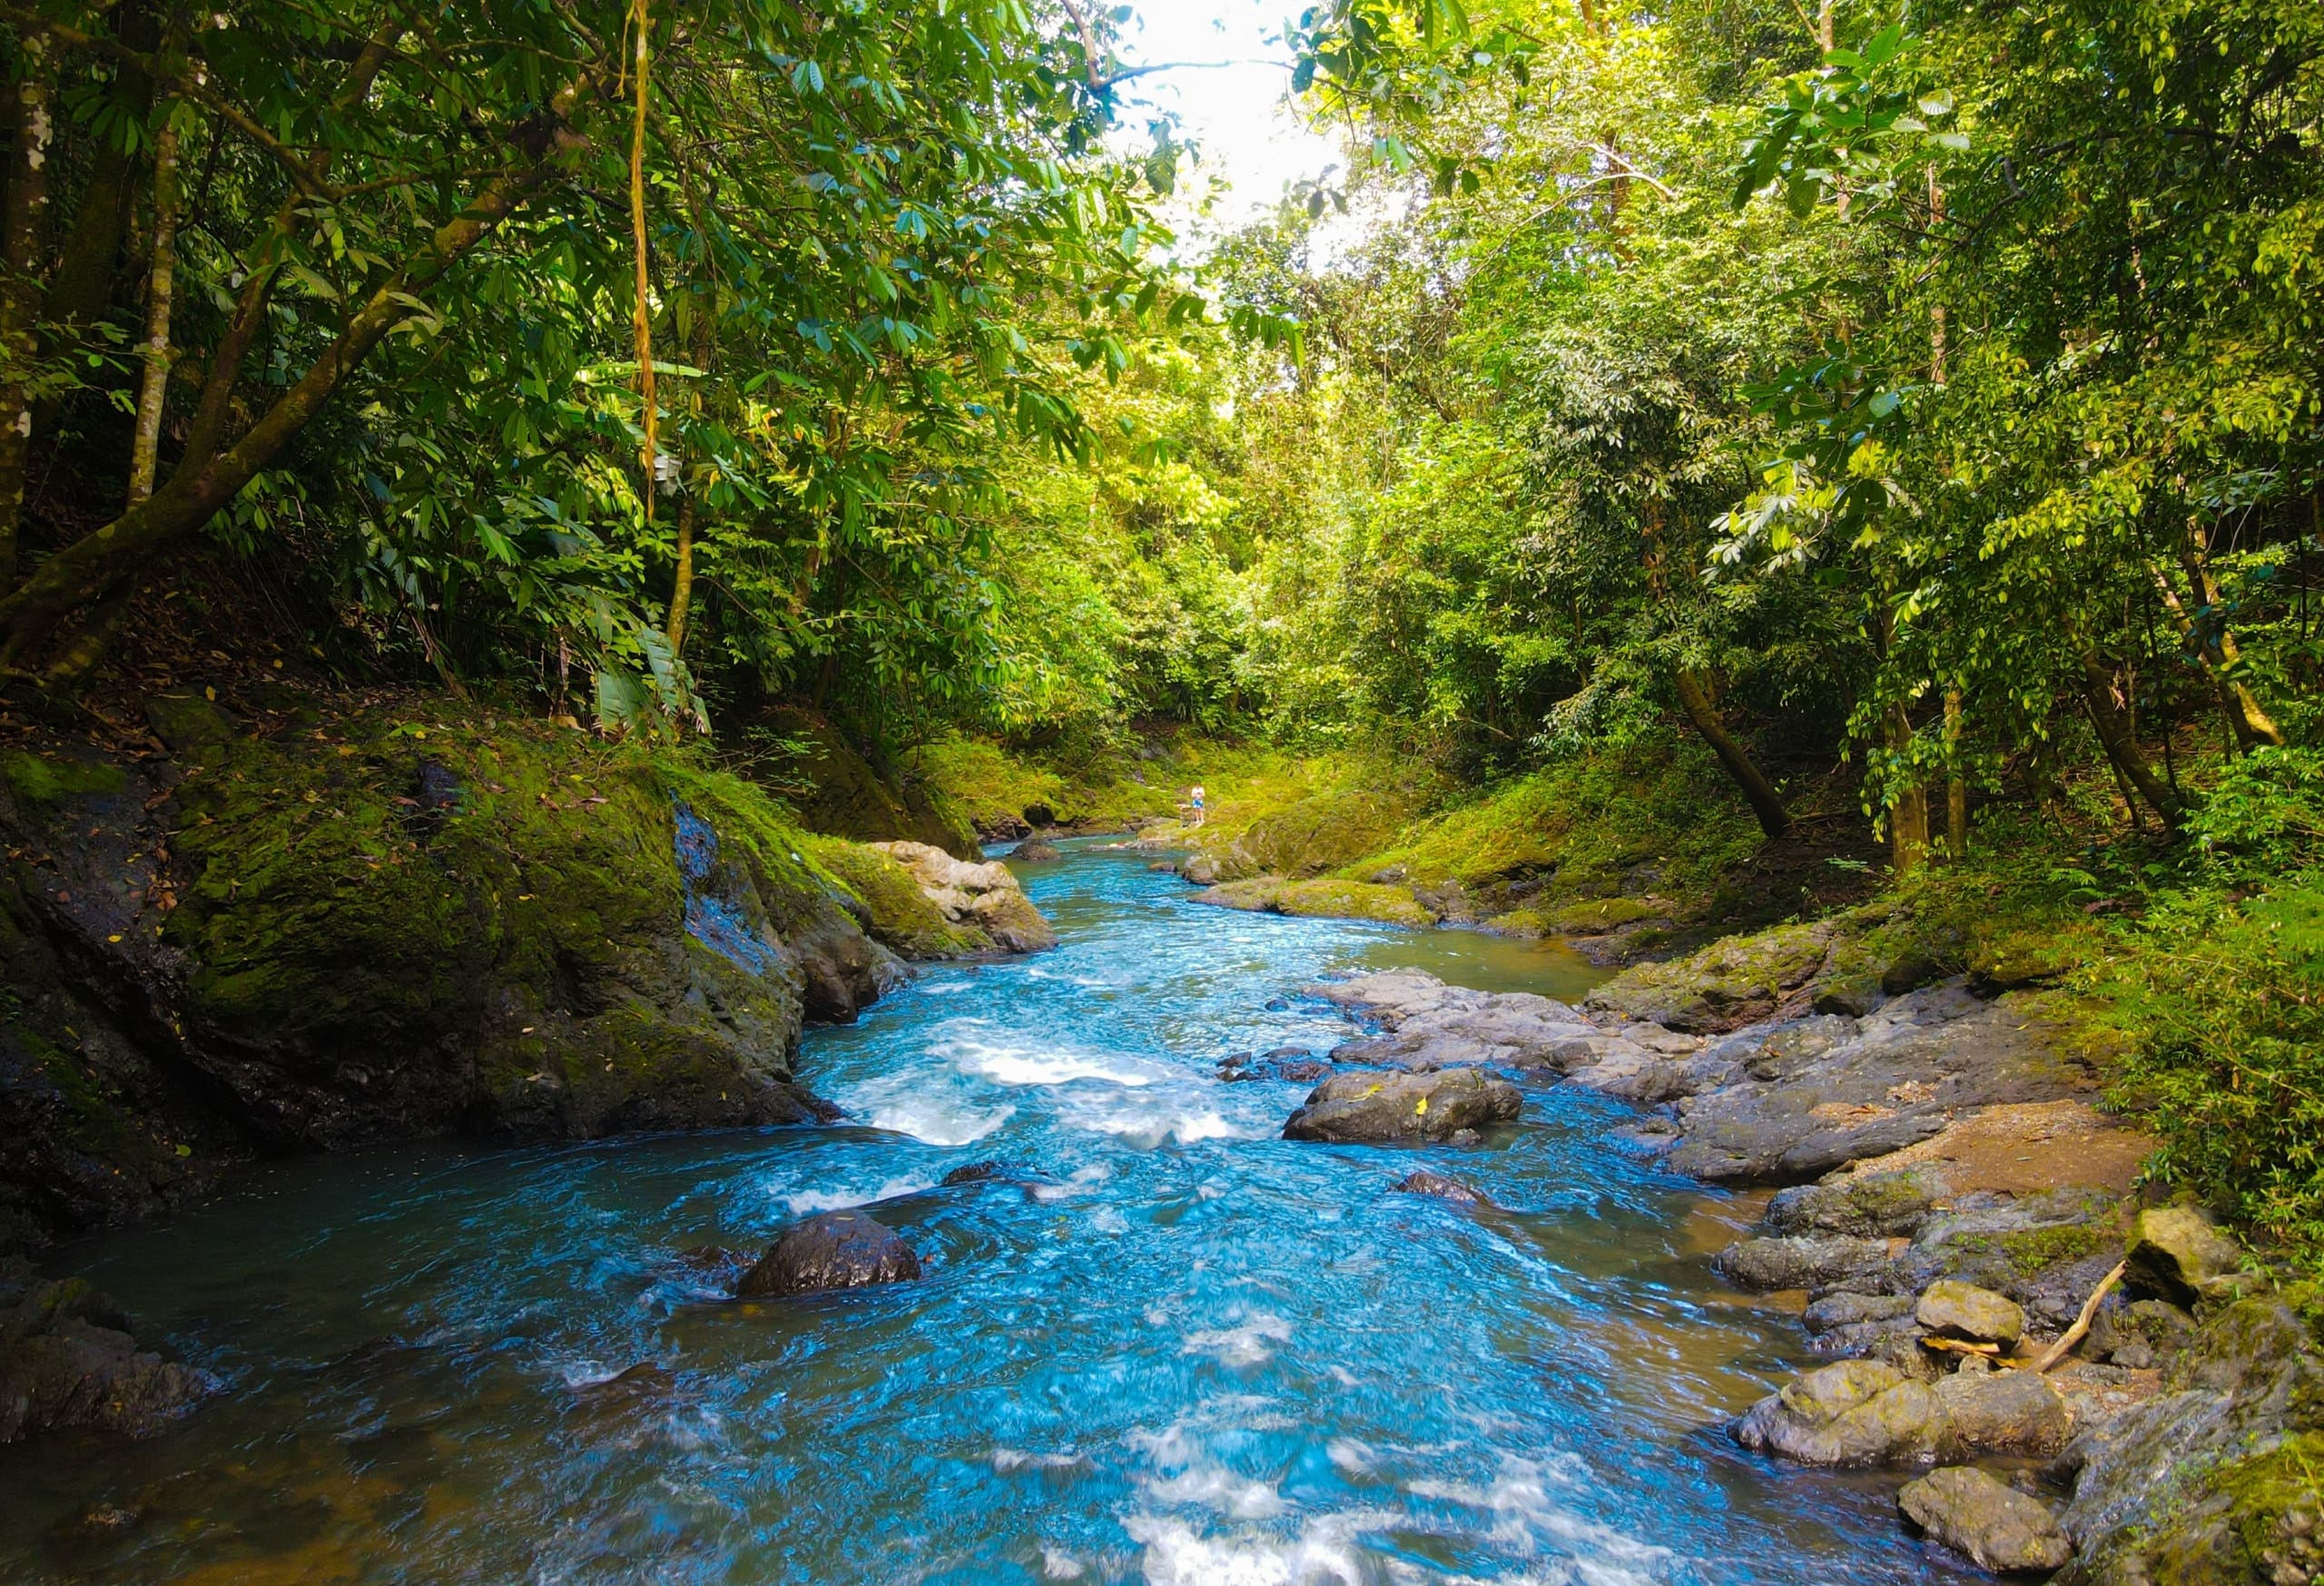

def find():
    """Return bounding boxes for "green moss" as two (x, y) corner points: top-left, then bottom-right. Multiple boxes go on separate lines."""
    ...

(801, 833), (983, 958)
(149, 702), (853, 1129)
(20, 1029), (172, 1176)
(1193, 877), (1438, 928)
(1946, 1221), (2118, 1276)
(2223, 1433), (2324, 1574)
(2, 752), (129, 808)
(1542, 896), (1662, 933)
(1589, 920), (1831, 1027)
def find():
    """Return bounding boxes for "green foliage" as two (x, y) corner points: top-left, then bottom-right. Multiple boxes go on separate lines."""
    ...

(2102, 875), (2324, 1261)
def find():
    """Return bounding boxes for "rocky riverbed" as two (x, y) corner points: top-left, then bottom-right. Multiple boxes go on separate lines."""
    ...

(1279, 964), (2324, 1582)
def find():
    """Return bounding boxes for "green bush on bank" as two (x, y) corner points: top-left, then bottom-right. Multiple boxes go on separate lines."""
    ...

(2089, 749), (2324, 1266)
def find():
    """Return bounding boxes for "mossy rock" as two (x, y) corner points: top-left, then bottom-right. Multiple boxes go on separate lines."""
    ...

(1211, 788), (1419, 882)
(1543, 896), (1662, 934)
(1, 752), (129, 809)
(1586, 921), (1830, 1031)
(802, 835), (984, 959)
(151, 709), (875, 1144)
(1191, 877), (1437, 928)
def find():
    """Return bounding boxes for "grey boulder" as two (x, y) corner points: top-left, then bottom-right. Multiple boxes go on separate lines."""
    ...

(1282, 1067), (1520, 1145)
(1732, 1359), (1955, 1467)
(1899, 1466), (2073, 1574)
(736, 1210), (921, 1296)
(1713, 1235), (1893, 1293)
(1918, 1279), (2027, 1348)
(1935, 1365), (2073, 1456)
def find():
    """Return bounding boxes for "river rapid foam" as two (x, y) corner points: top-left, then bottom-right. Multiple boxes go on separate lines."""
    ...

(0, 840), (1982, 1584)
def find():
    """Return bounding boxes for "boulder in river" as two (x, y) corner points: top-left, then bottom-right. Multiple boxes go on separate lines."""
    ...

(869, 840), (1058, 953)
(1281, 1068), (1521, 1145)
(1917, 1280), (2026, 1348)
(1012, 839), (1063, 862)
(1762, 1168), (1948, 1239)
(1714, 1235), (1893, 1293)
(1934, 1365), (2072, 1456)
(1731, 1359), (1955, 1467)
(1392, 1170), (1489, 1207)
(735, 1210), (921, 1296)
(0, 1276), (221, 1443)
(1898, 1467), (2073, 1574)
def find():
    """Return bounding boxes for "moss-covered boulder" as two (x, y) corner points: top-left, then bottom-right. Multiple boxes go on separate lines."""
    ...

(0, 697), (908, 1255)
(1189, 877), (1439, 928)
(2057, 1300), (2324, 1585)
(865, 841), (1057, 953)
(1587, 921), (1831, 1031)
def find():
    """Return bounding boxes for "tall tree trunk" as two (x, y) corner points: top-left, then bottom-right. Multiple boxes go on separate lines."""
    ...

(628, 0), (656, 524)
(1673, 667), (1792, 838)
(1887, 704), (1930, 875)
(1642, 495), (1791, 837)
(666, 172), (716, 659)
(2079, 654), (2185, 834)
(1943, 687), (1967, 861)
(0, 69), (599, 662)
(0, 24), (57, 586)
(2152, 551), (2286, 751)
(40, 0), (155, 354)
(128, 87), (181, 503)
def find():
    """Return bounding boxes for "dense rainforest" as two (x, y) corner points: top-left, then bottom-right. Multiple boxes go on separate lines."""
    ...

(12, 0), (2309, 1253)
(5, 1), (2324, 1579)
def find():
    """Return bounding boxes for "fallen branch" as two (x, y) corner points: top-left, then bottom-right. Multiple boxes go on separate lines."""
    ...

(2034, 1259), (2127, 1374)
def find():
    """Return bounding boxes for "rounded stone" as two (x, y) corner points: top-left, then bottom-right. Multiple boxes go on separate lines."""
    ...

(736, 1210), (921, 1296)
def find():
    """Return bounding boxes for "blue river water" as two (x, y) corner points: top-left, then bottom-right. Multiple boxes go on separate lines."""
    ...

(0, 841), (1978, 1584)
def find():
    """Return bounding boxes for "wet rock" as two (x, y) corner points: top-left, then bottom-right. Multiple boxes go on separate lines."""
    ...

(1918, 1280), (2026, 1348)
(1715, 1236), (1893, 1293)
(869, 840), (1058, 953)
(2053, 1298), (2324, 1584)
(1763, 1168), (1948, 1239)
(1012, 839), (1063, 862)
(1731, 1359), (1955, 1467)
(1660, 993), (2078, 1186)
(1804, 1292), (1916, 1335)
(1305, 971), (1600, 1074)
(735, 1210), (921, 1296)
(2086, 1296), (2195, 1369)
(939, 1159), (1039, 1187)
(1392, 1170), (1489, 1207)
(0, 1276), (222, 1442)
(1935, 1368), (2073, 1456)
(1899, 1467), (2073, 1574)
(2122, 1205), (2244, 1307)
(1282, 1067), (1521, 1145)
(1218, 1049), (1332, 1084)
(1181, 855), (1221, 885)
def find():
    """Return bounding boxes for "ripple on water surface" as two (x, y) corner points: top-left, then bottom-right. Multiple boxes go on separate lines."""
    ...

(0, 841), (1982, 1585)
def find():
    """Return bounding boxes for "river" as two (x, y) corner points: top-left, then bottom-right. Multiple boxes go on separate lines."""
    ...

(0, 840), (1978, 1584)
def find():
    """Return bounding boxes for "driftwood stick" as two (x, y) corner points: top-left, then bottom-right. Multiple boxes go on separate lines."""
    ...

(1922, 1336), (2003, 1358)
(2035, 1260), (2128, 1374)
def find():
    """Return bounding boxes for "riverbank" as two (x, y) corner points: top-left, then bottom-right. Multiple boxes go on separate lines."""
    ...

(1290, 961), (2322, 1582)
